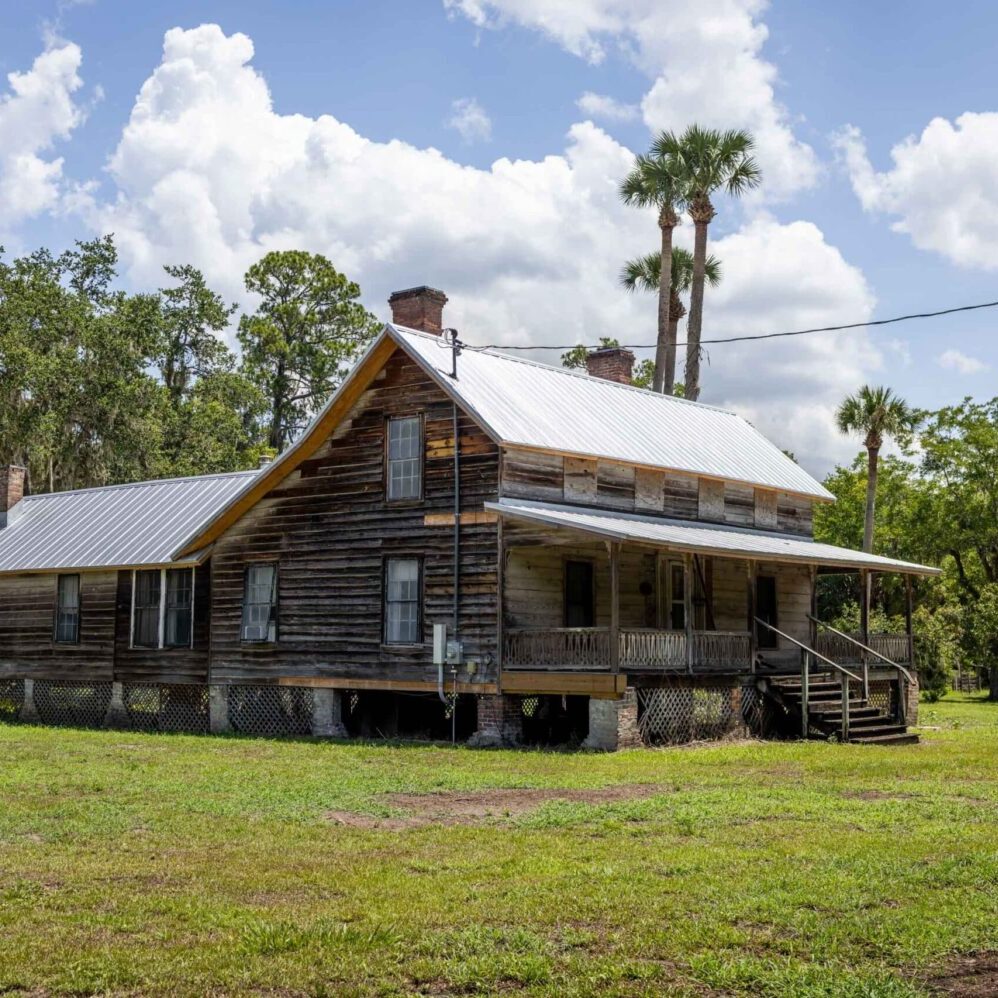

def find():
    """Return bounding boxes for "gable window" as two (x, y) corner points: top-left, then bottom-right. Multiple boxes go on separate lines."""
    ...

(386, 415), (422, 500)
(384, 557), (421, 644)
(54, 574), (80, 643)
(133, 570), (162, 648)
(131, 567), (195, 649)
(242, 564), (278, 643)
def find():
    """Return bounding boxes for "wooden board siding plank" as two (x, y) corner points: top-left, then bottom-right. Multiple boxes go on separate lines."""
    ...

(596, 461), (635, 510)
(634, 468), (665, 512)
(501, 449), (564, 502)
(564, 457), (597, 503)
(755, 489), (778, 529)
(698, 479), (725, 522)
(663, 473), (699, 519)
(724, 483), (755, 528)
(777, 493), (814, 537)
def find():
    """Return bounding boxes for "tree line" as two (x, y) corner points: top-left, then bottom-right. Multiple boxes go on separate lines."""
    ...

(0, 237), (380, 493)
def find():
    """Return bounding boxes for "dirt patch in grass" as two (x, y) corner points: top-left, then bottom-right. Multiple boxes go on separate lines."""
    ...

(326, 784), (666, 829)
(927, 952), (998, 995)
(841, 790), (920, 801)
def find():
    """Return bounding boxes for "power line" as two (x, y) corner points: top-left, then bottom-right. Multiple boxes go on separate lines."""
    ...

(469, 298), (998, 352)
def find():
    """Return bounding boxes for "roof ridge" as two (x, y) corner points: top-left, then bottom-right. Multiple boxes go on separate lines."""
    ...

(388, 324), (737, 416)
(22, 468), (259, 502)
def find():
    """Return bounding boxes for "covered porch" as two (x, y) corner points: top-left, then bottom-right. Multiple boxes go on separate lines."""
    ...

(492, 499), (935, 685)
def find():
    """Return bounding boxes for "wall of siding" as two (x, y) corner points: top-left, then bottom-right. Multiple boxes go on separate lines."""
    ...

(0, 570), (117, 681)
(501, 448), (814, 536)
(207, 349), (501, 686)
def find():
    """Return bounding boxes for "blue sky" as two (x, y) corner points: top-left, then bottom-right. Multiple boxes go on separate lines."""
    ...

(1, 0), (997, 472)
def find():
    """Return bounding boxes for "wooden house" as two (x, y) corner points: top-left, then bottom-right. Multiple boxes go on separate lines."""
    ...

(0, 287), (938, 747)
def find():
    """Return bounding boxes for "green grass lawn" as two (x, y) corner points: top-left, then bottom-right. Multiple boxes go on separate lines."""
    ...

(1, 696), (997, 997)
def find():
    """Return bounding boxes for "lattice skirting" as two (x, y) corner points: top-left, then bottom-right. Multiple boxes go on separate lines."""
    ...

(227, 685), (313, 737)
(123, 684), (210, 734)
(637, 681), (758, 745)
(35, 680), (113, 728)
(0, 679), (25, 722)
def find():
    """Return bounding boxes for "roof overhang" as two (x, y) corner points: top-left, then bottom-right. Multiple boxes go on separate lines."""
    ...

(488, 499), (940, 576)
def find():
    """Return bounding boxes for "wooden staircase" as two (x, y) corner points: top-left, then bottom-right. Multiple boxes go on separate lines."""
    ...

(765, 674), (918, 745)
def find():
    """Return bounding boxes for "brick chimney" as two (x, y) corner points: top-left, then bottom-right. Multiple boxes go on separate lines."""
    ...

(586, 347), (635, 385)
(0, 465), (26, 528)
(388, 286), (448, 335)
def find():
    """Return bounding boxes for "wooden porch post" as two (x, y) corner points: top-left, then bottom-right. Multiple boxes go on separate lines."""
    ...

(904, 574), (915, 667)
(860, 569), (871, 648)
(683, 552), (694, 674)
(746, 559), (757, 673)
(808, 566), (818, 649)
(608, 541), (621, 674)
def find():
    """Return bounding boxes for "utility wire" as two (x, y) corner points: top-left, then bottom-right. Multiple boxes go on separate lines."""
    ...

(468, 298), (998, 352)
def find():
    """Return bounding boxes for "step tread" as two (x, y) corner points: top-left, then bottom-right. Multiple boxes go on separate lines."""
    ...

(848, 732), (919, 745)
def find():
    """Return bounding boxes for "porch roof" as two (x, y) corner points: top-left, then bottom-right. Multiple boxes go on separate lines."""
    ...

(488, 499), (941, 576)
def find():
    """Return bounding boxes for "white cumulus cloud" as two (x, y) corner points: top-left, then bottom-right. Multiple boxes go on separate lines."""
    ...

(937, 348), (988, 375)
(835, 114), (998, 269)
(0, 41), (85, 236)
(446, 97), (492, 143)
(576, 91), (639, 122)
(77, 24), (876, 474)
(444, 0), (819, 200)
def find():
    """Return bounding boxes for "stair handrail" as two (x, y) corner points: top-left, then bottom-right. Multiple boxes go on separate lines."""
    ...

(755, 617), (860, 742)
(807, 616), (915, 685)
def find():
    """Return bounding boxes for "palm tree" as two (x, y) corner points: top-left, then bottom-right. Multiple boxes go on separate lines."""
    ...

(619, 151), (685, 394)
(657, 126), (760, 401)
(620, 248), (721, 394)
(836, 386), (918, 553)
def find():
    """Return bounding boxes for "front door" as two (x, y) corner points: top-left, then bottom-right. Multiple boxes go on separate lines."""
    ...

(564, 560), (595, 627)
(756, 575), (778, 648)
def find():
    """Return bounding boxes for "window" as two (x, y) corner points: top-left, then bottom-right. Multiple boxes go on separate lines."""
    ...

(658, 559), (686, 631)
(131, 567), (195, 649)
(386, 415), (422, 500)
(564, 560), (595, 627)
(242, 564), (278, 643)
(133, 570), (161, 648)
(54, 574), (80, 643)
(384, 558), (421, 644)
(165, 568), (193, 648)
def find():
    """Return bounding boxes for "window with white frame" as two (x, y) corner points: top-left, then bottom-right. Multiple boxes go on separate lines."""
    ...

(54, 574), (80, 643)
(131, 567), (195, 649)
(386, 415), (422, 500)
(384, 557), (421, 644)
(241, 564), (278, 643)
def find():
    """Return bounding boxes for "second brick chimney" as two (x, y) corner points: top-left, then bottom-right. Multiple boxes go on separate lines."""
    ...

(586, 347), (635, 385)
(388, 286), (448, 335)
(0, 464), (26, 528)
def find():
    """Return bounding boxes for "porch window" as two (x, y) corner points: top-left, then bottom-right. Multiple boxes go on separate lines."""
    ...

(242, 564), (278, 643)
(386, 415), (422, 500)
(658, 559), (685, 630)
(564, 560), (595, 627)
(54, 574), (80, 643)
(132, 570), (162, 648)
(164, 568), (194, 647)
(385, 557), (421, 644)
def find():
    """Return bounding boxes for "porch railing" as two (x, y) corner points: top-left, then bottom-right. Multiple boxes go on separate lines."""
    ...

(503, 627), (753, 672)
(816, 631), (910, 664)
(503, 628), (611, 669)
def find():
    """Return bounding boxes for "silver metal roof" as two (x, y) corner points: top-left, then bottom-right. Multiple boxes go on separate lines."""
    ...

(392, 325), (833, 500)
(0, 471), (258, 574)
(488, 499), (939, 575)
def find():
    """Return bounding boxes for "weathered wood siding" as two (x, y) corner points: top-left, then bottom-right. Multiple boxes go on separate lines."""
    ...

(500, 447), (814, 536)
(0, 570), (117, 681)
(111, 563), (211, 685)
(208, 349), (501, 686)
(712, 558), (811, 649)
(502, 520), (655, 630)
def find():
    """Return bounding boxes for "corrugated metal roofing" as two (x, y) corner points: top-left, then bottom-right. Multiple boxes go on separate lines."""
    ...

(488, 499), (939, 575)
(0, 470), (258, 573)
(391, 325), (833, 500)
